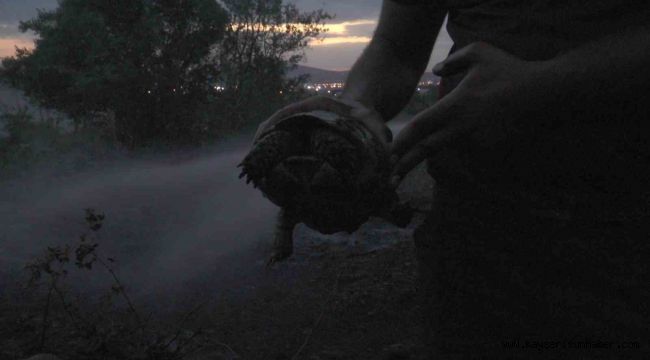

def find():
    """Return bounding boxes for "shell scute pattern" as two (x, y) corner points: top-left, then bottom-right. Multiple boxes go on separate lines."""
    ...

(239, 111), (413, 264)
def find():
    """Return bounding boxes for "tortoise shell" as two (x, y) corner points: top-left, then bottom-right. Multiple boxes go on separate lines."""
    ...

(239, 111), (395, 234)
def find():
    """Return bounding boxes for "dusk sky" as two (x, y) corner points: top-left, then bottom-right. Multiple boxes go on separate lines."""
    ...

(0, 0), (453, 71)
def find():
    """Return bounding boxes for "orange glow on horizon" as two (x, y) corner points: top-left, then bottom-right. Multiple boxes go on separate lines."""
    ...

(229, 19), (376, 48)
(325, 19), (376, 35)
(0, 38), (34, 58)
(310, 36), (371, 46)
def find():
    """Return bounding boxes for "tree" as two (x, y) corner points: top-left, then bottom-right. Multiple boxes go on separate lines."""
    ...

(2, 0), (229, 146)
(212, 0), (331, 127)
(2, 0), (331, 145)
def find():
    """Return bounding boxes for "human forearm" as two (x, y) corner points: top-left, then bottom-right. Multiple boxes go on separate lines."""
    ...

(343, 37), (432, 121)
(342, 0), (446, 121)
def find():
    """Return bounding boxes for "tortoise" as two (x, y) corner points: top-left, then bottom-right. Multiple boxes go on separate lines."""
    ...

(238, 110), (413, 264)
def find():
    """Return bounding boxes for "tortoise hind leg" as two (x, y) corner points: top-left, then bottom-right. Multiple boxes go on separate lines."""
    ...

(267, 208), (298, 266)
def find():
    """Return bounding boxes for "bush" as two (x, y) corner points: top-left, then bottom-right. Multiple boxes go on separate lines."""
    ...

(0, 108), (61, 169)
(0, 107), (118, 178)
(0, 209), (222, 360)
(1, 0), (330, 148)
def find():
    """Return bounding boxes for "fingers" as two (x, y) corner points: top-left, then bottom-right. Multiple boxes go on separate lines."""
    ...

(353, 106), (392, 144)
(389, 90), (465, 182)
(391, 94), (457, 159)
(254, 96), (354, 141)
(433, 41), (487, 77)
(255, 95), (392, 145)
(327, 99), (392, 144)
(267, 96), (351, 126)
(291, 95), (356, 115)
(391, 127), (457, 181)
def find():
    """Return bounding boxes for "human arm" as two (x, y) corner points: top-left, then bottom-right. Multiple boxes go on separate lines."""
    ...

(391, 21), (650, 180)
(255, 0), (446, 144)
(342, 0), (446, 121)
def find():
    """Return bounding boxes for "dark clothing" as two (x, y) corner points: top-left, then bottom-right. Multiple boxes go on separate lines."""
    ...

(434, 0), (650, 220)
(446, 0), (649, 61)
(415, 187), (650, 358)
(392, 0), (650, 357)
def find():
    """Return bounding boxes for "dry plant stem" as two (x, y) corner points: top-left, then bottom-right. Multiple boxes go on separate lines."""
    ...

(164, 301), (207, 351)
(175, 327), (204, 359)
(96, 257), (142, 328)
(291, 266), (345, 360)
(53, 286), (83, 333)
(38, 281), (55, 351)
(213, 341), (239, 358)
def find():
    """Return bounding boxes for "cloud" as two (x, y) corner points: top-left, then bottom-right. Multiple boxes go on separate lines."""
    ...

(0, 0), (58, 23)
(0, 0), (454, 70)
(0, 23), (20, 38)
(312, 19), (376, 47)
(311, 36), (371, 47)
(0, 0), (53, 57)
(304, 17), (453, 71)
(293, 0), (381, 21)
(305, 15), (454, 70)
(324, 19), (376, 35)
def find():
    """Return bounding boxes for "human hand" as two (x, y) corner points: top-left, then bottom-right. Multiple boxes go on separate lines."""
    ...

(390, 42), (547, 183)
(254, 95), (392, 146)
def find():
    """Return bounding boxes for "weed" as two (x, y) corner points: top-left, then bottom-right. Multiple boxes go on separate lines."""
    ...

(9, 209), (215, 360)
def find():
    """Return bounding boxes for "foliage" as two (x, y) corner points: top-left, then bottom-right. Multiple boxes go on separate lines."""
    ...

(0, 108), (63, 170)
(1, 0), (331, 147)
(2, 0), (229, 147)
(0, 107), (115, 178)
(2, 209), (217, 360)
(205, 0), (331, 134)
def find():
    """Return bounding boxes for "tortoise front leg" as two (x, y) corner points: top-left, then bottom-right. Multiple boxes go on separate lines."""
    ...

(267, 208), (298, 266)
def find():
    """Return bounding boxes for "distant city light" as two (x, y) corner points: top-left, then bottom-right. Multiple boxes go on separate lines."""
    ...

(300, 79), (433, 97)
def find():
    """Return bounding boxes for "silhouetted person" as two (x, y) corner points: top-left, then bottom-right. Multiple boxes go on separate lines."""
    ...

(258, 0), (650, 357)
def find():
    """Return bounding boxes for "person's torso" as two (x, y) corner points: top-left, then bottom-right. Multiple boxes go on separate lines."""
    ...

(432, 0), (650, 220)
(445, 0), (649, 60)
